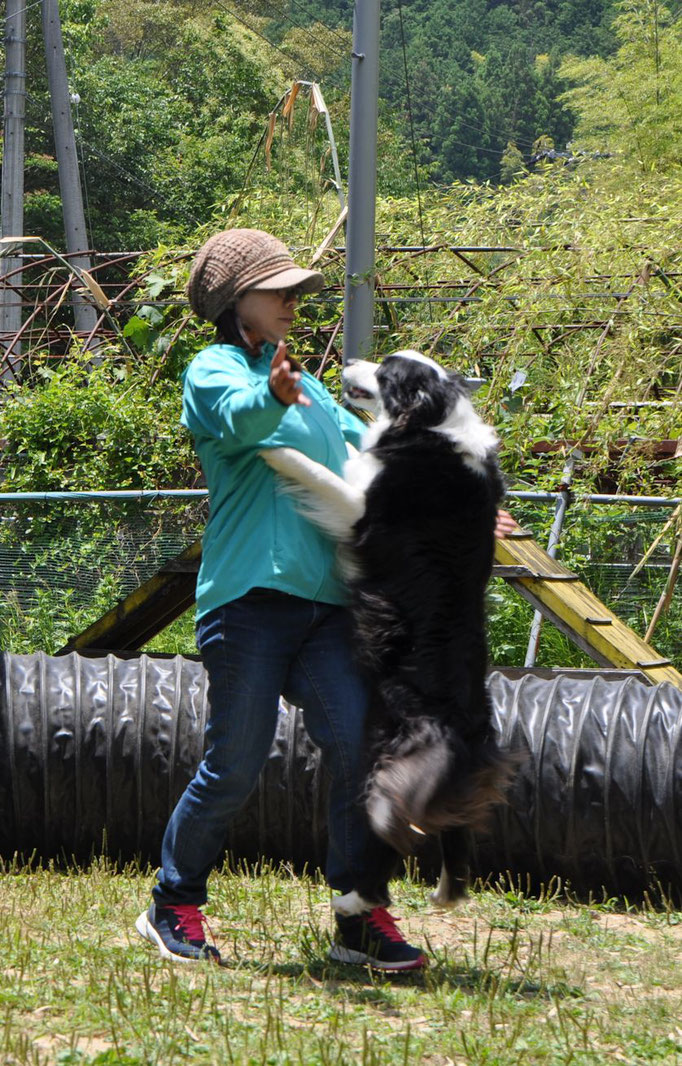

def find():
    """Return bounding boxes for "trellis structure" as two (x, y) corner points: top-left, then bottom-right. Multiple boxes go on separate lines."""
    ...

(2, 240), (682, 384)
(1, 239), (679, 678)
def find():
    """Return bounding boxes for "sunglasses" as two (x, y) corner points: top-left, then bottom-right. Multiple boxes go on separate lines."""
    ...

(273, 285), (306, 302)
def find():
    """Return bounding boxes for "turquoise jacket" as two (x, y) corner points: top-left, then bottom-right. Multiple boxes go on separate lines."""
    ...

(181, 342), (365, 620)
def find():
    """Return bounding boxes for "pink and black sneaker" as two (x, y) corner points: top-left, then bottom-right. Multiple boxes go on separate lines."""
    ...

(329, 906), (426, 971)
(135, 903), (221, 963)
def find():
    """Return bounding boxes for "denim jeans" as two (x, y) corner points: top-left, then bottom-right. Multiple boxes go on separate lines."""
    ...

(153, 590), (395, 906)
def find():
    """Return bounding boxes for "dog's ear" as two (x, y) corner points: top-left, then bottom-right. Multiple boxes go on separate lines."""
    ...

(382, 377), (450, 428)
(392, 385), (448, 428)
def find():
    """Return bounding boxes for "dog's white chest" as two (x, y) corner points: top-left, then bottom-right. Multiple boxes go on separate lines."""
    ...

(343, 449), (383, 494)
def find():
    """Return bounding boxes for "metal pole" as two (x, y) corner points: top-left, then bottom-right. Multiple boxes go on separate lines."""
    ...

(342, 0), (380, 364)
(41, 0), (99, 344)
(507, 492), (682, 506)
(1, 0), (26, 374)
(524, 451), (581, 667)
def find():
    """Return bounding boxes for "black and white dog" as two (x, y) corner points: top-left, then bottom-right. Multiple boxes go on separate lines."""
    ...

(261, 350), (510, 909)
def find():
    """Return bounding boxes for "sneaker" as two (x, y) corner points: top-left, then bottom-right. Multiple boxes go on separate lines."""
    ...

(329, 907), (426, 971)
(135, 903), (221, 963)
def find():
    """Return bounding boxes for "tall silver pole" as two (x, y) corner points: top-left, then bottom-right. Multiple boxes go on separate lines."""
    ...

(42, 0), (99, 343)
(1, 0), (27, 374)
(342, 0), (380, 364)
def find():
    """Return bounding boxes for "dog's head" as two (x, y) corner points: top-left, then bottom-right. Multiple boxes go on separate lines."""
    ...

(343, 350), (471, 430)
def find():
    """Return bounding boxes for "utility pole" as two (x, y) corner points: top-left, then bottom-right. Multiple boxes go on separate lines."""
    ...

(1, 0), (27, 373)
(42, 0), (99, 343)
(342, 0), (380, 363)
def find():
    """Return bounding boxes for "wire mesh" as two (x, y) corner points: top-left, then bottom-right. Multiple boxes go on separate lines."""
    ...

(0, 496), (208, 653)
(490, 500), (681, 670)
(0, 494), (679, 669)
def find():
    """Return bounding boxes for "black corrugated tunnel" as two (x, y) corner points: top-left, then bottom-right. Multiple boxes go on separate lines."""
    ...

(2, 652), (682, 900)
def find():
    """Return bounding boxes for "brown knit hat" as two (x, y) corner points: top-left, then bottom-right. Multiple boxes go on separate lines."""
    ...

(187, 228), (325, 323)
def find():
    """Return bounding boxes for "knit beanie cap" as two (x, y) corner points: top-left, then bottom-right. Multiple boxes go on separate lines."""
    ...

(187, 228), (325, 323)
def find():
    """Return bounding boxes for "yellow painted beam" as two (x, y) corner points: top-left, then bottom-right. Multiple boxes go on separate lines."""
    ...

(62, 526), (681, 691)
(495, 532), (682, 688)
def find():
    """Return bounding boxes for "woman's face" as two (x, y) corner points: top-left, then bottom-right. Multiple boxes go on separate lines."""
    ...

(236, 287), (301, 346)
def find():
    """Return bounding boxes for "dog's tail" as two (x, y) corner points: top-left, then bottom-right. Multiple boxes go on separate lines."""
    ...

(365, 719), (514, 855)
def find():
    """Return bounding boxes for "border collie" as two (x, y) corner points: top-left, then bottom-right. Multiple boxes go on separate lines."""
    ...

(260, 350), (511, 910)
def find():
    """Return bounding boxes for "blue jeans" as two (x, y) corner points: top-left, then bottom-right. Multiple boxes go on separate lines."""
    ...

(153, 590), (395, 906)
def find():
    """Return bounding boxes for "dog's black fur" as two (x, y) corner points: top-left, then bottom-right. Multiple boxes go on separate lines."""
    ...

(261, 351), (512, 909)
(343, 356), (510, 907)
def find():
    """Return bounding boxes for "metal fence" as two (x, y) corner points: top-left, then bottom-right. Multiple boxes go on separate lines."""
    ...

(0, 489), (679, 669)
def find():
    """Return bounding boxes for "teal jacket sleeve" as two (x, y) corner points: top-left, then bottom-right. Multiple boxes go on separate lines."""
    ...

(333, 402), (366, 449)
(182, 352), (285, 448)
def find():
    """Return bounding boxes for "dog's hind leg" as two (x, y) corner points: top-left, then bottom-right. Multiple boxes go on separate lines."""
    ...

(259, 447), (365, 539)
(430, 827), (471, 908)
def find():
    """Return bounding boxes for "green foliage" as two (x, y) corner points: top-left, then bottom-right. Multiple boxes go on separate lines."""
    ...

(1, 586), (112, 657)
(0, 354), (195, 492)
(487, 503), (682, 670)
(280, 21), (351, 81)
(22, 0), (278, 249)
(15, 0), (636, 254)
(340, 164), (682, 501)
(355, 0), (610, 181)
(500, 142), (528, 184)
(560, 0), (682, 171)
(19, 0), (628, 256)
(108, 159), (682, 508)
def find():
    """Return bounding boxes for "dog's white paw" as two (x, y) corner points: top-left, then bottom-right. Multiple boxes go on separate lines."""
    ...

(429, 887), (458, 910)
(332, 890), (376, 917)
(258, 447), (301, 476)
(429, 867), (468, 909)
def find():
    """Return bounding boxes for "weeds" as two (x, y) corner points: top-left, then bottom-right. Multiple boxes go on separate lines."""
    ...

(2, 860), (682, 1064)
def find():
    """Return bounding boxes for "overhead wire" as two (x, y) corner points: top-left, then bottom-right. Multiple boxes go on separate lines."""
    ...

(397, 0), (433, 321)
(3, 0), (43, 20)
(455, 117), (537, 150)
(443, 136), (518, 157)
(60, 19), (95, 249)
(25, 91), (203, 229)
(79, 140), (202, 227)
(214, 0), (348, 73)
(285, 0), (351, 47)
(72, 98), (94, 249)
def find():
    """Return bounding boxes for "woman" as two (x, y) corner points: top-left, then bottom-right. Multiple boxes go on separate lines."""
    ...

(135, 228), (426, 971)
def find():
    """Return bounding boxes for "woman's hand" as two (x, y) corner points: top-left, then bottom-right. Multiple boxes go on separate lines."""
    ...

(494, 509), (519, 539)
(269, 341), (311, 407)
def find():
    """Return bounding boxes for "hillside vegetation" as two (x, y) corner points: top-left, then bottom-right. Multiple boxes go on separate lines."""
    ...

(19, 0), (682, 251)
(6, 0), (682, 498)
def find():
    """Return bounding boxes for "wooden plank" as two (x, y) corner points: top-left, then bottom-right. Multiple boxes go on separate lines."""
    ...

(59, 540), (201, 653)
(495, 537), (682, 688)
(62, 528), (682, 693)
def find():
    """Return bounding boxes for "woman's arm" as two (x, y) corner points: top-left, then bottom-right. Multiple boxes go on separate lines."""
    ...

(183, 343), (308, 448)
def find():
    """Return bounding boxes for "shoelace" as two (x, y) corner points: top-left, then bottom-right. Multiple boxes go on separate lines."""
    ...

(366, 907), (406, 943)
(170, 904), (211, 943)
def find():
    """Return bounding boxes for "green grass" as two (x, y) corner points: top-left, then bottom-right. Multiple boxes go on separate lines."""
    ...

(3, 861), (682, 1065)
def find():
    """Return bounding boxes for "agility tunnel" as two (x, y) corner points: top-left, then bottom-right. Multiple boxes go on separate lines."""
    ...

(2, 651), (682, 900)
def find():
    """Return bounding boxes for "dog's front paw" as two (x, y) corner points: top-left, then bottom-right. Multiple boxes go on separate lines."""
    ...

(258, 447), (300, 475)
